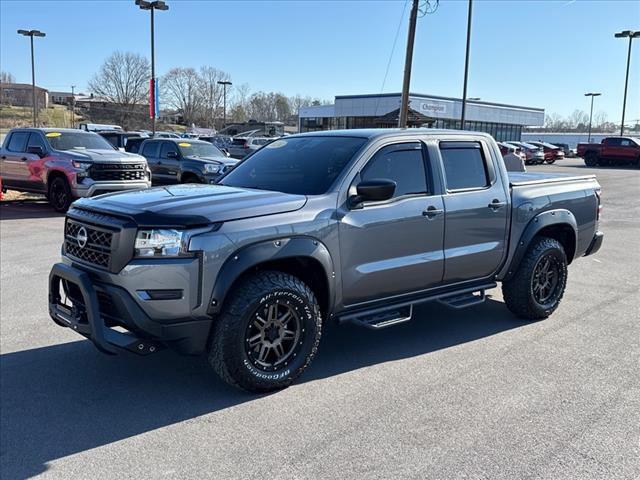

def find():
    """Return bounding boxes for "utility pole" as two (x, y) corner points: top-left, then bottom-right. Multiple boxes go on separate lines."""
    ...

(70, 85), (76, 128)
(17, 29), (46, 127)
(398, 0), (419, 128)
(614, 30), (639, 136)
(460, 0), (473, 130)
(136, 0), (169, 136)
(584, 92), (601, 143)
(217, 80), (232, 128)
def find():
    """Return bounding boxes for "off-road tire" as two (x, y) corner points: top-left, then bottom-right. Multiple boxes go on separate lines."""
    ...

(48, 176), (73, 212)
(208, 271), (322, 392)
(584, 152), (598, 167)
(545, 158), (556, 164)
(180, 174), (201, 184)
(502, 237), (568, 320)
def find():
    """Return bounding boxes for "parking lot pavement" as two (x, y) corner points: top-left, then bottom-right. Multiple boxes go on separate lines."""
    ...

(1, 159), (639, 479)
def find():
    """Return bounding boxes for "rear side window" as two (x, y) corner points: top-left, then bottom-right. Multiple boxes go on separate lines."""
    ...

(7, 132), (29, 152)
(440, 142), (489, 191)
(141, 141), (160, 158)
(361, 142), (428, 198)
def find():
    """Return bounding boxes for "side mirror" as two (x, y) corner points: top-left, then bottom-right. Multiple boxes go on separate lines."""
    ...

(349, 179), (396, 209)
(167, 151), (179, 159)
(222, 148), (231, 157)
(27, 145), (45, 157)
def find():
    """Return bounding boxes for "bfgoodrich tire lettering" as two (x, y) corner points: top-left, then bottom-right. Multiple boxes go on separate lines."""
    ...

(208, 271), (322, 392)
(502, 236), (568, 320)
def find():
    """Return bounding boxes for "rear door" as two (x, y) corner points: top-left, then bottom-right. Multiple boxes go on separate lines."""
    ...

(438, 140), (509, 283)
(339, 141), (445, 306)
(1, 131), (30, 189)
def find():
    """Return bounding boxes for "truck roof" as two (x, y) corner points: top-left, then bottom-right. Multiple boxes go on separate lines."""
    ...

(9, 127), (94, 134)
(292, 128), (493, 140)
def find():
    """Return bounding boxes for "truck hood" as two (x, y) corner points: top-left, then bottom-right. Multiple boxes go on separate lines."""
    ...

(72, 184), (307, 227)
(184, 155), (238, 167)
(62, 148), (145, 163)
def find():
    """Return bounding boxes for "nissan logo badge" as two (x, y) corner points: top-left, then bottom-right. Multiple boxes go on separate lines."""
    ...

(77, 226), (88, 248)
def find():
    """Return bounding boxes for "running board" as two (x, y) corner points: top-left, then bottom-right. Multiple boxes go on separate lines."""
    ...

(343, 305), (413, 330)
(437, 290), (487, 309)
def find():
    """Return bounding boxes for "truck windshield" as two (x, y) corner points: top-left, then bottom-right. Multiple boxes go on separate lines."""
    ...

(46, 132), (115, 151)
(178, 142), (224, 157)
(220, 136), (367, 195)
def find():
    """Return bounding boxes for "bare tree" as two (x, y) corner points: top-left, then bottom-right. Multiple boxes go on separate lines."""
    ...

(229, 83), (251, 122)
(0, 71), (15, 83)
(568, 109), (589, 130)
(593, 110), (608, 130)
(198, 66), (230, 128)
(88, 52), (150, 128)
(162, 67), (202, 125)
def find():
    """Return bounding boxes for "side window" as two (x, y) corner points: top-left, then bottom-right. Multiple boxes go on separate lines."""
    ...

(620, 139), (631, 147)
(7, 132), (29, 152)
(160, 142), (178, 159)
(604, 138), (620, 146)
(27, 133), (47, 151)
(101, 134), (117, 147)
(361, 142), (428, 198)
(141, 141), (160, 158)
(440, 142), (489, 191)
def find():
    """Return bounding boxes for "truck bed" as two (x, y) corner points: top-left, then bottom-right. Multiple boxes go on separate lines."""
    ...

(508, 171), (596, 187)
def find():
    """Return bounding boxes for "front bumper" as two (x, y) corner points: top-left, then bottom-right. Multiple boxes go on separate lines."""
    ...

(72, 180), (151, 198)
(48, 262), (212, 355)
(584, 230), (604, 256)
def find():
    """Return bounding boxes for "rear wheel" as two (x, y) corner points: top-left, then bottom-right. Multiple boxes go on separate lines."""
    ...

(48, 176), (73, 212)
(545, 158), (556, 164)
(584, 152), (598, 167)
(502, 237), (568, 320)
(208, 271), (322, 392)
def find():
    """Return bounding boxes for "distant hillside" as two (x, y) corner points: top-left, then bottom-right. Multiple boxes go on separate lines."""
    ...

(0, 105), (83, 130)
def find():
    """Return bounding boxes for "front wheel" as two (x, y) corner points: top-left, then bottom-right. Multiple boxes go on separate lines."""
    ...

(502, 237), (568, 320)
(584, 152), (598, 167)
(208, 271), (322, 392)
(545, 158), (556, 164)
(48, 176), (73, 212)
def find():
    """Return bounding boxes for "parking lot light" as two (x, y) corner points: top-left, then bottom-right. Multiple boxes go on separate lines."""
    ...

(217, 80), (232, 128)
(614, 30), (640, 135)
(136, 0), (169, 136)
(584, 92), (602, 143)
(17, 29), (46, 127)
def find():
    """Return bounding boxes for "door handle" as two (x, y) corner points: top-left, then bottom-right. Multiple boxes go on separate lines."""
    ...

(488, 199), (507, 210)
(0, 155), (6, 160)
(21, 157), (28, 161)
(423, 206), (444, 218)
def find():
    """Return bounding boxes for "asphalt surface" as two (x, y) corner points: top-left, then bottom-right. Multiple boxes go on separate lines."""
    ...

(1, 159), (639, 479)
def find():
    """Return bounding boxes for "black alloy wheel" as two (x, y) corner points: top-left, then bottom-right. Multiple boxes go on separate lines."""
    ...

(531, 253), (561, 305)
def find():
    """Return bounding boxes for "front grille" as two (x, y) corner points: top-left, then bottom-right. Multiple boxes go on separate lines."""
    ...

(64, 219), (114, 269)
(89, 163), (146, 182)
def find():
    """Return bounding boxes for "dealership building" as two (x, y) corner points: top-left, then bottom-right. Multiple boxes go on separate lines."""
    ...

(298, 92), (545, 142)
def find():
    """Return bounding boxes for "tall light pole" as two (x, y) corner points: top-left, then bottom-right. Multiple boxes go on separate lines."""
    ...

(460, 0), (473, 130)
(217, 80), (232, 128)
(398, 0), (419, 128)
(584, 92), (601, 143)
(614, 30), (640, 136)
(17, 29), (46, 127)
(70, 84), (76, 128)
(136, 0), (169, 136)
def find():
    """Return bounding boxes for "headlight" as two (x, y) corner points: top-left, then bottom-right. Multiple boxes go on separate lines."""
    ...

(204, 163), (220, 174)
(72, 160), (91, 170)
(135, 229), (187, 257)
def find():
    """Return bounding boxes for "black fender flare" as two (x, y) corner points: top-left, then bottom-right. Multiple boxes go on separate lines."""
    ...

(207, 236), (335, 315)
(503, 209), (577, 281)
(179, 167), (204, 182)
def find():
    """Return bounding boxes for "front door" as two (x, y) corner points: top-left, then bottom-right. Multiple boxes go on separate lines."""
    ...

(438, 140), (509, 283)
(158, 141), (181, 184)
(339, 142), (445, 307)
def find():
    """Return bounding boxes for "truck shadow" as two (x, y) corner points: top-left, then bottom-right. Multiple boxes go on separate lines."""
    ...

(0, 199), (63, 221)
(0, 297), (525, 478)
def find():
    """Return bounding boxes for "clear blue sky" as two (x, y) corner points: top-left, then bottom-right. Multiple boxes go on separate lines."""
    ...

(1, 0), (639, 122)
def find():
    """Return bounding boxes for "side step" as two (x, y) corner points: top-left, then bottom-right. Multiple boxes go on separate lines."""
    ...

(437, 289), (486, 309)
(344, 305), (413, 330)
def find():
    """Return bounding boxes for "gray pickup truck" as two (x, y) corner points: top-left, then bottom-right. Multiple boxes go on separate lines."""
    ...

(48, 129), (603, 392)
(0, 128), (151, 211)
